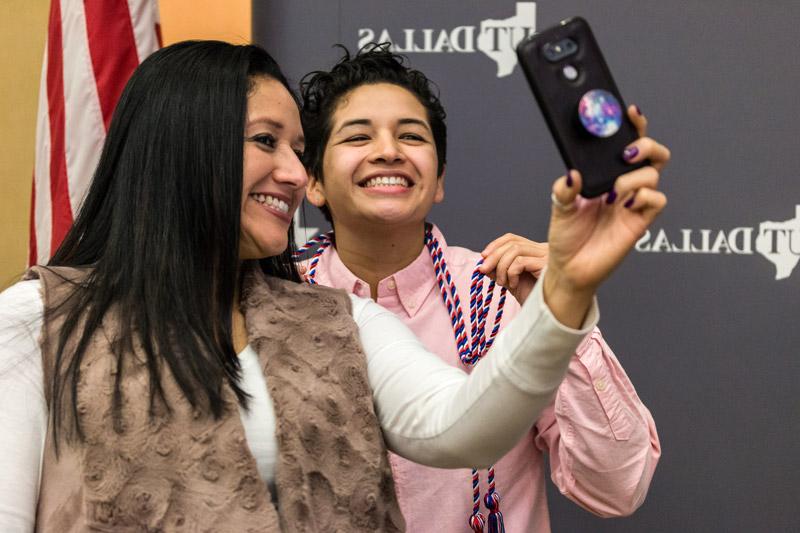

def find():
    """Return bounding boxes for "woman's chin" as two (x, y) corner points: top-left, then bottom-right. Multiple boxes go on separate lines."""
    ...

(364, 209), (424, 227)
(239, 237), (288, 261)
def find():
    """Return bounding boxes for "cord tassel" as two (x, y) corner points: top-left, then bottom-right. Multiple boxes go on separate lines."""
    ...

(485, 492), (506, 533)
(487, 510), (505, 533)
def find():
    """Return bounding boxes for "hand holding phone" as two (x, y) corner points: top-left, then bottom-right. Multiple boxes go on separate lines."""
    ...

(517, 17), (645, 197)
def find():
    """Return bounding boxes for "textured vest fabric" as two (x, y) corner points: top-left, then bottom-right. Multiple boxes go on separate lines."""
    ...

(28, 265), (404, 532)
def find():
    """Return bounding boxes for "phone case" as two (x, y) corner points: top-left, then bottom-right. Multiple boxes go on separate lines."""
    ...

(516, 17), (645, 197)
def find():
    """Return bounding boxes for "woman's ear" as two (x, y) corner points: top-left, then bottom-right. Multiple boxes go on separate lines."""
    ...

(434, 165), (446, 204)
(306, 175), (327, 207)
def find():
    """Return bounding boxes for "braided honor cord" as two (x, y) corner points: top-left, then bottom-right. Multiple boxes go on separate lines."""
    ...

(423, 226), (507, 533)
(297, 225), (508, 532)
(293, 231), (334, 284)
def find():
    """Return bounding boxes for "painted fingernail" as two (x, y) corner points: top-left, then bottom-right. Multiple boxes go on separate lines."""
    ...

(624, 196), (635, 208)
(623, 146), (639, 162)
(566, 170), (574, 187)
(606, 189), (617, 204)
(635, 105), (642, 116)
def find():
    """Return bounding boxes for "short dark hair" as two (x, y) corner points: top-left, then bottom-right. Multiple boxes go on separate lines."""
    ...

(300, 43), (447, 218)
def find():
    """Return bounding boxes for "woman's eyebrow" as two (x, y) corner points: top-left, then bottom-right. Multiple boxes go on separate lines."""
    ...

(398, 118), (431, 132)
(335, 118), (371, 134)
(247, 117), (284, 130)
(335, 117), (431, 134)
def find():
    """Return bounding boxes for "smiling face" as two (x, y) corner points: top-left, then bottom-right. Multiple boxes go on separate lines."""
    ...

(306, 83), (444, 231)
(239, 76), (308, 260)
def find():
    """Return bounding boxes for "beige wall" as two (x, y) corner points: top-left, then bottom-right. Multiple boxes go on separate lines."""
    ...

(0, 1), (250, 290)
(0, 1), (49, 289)
(160, 0), (251, 45)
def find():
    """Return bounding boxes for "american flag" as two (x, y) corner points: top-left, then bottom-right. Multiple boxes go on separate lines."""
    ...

(29, 0), (161, 265)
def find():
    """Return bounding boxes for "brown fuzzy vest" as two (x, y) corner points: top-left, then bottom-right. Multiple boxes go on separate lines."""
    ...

(28, 265), (404, 532)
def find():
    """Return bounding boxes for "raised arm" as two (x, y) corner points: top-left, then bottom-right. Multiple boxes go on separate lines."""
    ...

(354, 273), (597, 468)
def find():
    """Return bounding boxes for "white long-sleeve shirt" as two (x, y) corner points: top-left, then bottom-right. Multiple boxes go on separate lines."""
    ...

(0, 274), (597, 531)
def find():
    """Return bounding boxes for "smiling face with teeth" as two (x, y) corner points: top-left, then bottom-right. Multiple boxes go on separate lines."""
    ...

(307, 83), (444, 233)
(240, 77), (308, 260)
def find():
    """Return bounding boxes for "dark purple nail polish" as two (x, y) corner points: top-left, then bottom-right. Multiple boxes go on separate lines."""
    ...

(606, 190), (617, 204)
(624, 197), (635, 208)
(623, 146), (639, 162)
(566, 170), (574, 187)
(635, 105), (642, 116)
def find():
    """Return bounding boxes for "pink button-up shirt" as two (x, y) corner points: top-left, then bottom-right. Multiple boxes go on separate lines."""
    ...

(311, 225), (661, 532)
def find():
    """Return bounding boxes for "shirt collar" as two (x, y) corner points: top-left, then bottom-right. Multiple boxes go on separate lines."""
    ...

(389, 226), (443, 318)
(311, 241), (371, 299)
(311, 224), (447, 318)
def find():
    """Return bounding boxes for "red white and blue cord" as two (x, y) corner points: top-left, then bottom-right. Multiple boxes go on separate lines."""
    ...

(296, 225), (508, 532)
(294, 231), (334, 285)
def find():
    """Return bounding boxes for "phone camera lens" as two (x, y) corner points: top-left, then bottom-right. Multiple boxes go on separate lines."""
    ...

(562, 64), (579, 81)
(543, 38), (579, 62)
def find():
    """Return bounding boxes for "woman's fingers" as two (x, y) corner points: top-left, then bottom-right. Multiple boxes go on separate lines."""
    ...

(613, 165), (660, 200)
(622, 137), (671, 170)
(499, 252), (547, 287)
(628, 104), (647, 137)
(479, 237), (548, 286)
(506, 256), (546, 282)
(481, 232), (523, 257)
(610, 165), (667, 224)
(620, 187), (668, 221)
(551, 169), (582, 215)
(625, 105), (670, 172)
(481, 234), (547, 263)
(484, 242), (547, 286)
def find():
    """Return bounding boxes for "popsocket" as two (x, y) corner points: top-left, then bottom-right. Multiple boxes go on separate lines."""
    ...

(578, 89), (622, 138)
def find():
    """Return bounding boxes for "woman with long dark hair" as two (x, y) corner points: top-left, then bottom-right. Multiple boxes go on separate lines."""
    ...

(0, 41), (664, 532)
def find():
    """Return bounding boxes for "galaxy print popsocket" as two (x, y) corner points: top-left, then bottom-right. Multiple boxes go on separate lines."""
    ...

(578, 89), (622, 138)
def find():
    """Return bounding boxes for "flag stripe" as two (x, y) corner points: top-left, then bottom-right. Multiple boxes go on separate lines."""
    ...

(46, 0), (73, 254)
(84, 0), (141, 130)
(30, 0), (159, 266)
(61, 0), (106, 217)
(33, 45), (53, 263)
(127, 0), (161, 63)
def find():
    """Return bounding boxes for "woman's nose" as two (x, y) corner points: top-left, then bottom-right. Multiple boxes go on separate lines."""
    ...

(273, 147), (309, 188)
(370, 134), (404, 164)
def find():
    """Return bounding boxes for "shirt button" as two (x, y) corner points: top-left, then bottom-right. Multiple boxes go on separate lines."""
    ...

(387, 279), (396, 290)
(594, 379), (608, 392)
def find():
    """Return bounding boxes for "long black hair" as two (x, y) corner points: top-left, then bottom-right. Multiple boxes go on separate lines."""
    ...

(47, 40), (301, 447)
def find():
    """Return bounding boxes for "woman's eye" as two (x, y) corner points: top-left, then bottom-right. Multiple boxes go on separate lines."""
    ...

(400, 133), (425, 142)
(343, 135), (369, 143)
(251, 134), (277, 148)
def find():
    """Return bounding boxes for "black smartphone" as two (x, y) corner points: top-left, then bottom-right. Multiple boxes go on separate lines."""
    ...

(516, 17), (646, 198)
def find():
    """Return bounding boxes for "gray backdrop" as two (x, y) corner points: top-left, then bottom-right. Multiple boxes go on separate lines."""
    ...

(254, 1), (800, 531)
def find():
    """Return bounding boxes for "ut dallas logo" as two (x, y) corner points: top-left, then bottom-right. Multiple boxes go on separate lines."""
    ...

(636, 205), (800, 281)
(357, 2), (537, 78)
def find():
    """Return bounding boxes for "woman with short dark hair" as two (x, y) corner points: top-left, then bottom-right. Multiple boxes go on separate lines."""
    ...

(299, 44), (667, 532)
